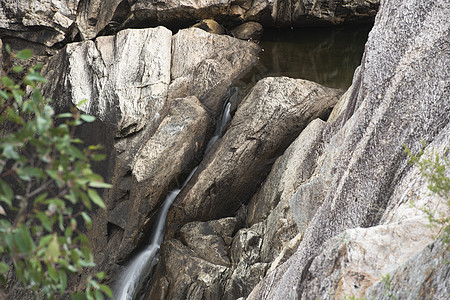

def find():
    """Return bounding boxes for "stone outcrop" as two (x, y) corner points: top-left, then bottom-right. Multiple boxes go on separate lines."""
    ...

(0, 0), (79, 47)
(147, 85), (340, 299)
(365, 239), (449, 300)
(169, 28), (260, 118)
(247, 0), (450, 299)
(38, 25), (261, 285)
(74, 0), (379, 40)
(230, 22), (264, 40)
(192, 19), (225, 35)
(43, 26), (173, 138)
(167, 77), (342, 233)
(0, 0), (379, 63)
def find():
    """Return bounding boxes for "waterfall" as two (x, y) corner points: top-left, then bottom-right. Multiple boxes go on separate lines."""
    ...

(114, 95), (234, 300)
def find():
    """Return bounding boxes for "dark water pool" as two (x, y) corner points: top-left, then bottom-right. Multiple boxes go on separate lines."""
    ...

(237, 24), (372, 91)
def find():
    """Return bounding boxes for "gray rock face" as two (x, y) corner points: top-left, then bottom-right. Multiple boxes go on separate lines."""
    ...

(167, 77), (342, 232)
(148, 239), (229, 300)
(272, 0), (380, 26)
(43, 26), (172, 138)
(146, 80), (340, 299)
(39, 25), (261, 284)
(247, 118), (326, 226)
(146, 217), (237, 300)
(0, 0), (79, 47)
(247, 0), (450, 299)
(179, 221), (231, 267)
(115, 96), (210, 259)
(365, 239), (449, 300)
(300, 217), (440, 299)
(169, 28), (260, 118)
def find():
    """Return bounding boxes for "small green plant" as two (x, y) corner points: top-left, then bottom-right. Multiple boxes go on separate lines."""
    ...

(380, 274), (396, 299)
(405, 143), (450, 243)
(0, 47), (112, 299)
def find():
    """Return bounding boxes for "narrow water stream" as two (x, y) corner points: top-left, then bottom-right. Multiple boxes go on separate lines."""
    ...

(114, 24), (371, 300)
(114, 97), (234, 300)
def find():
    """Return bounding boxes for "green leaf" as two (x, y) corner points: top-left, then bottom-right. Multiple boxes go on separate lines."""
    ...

(94, 290), (104, 300)
(88, 181), (112, 189)
(0, 262), (9, 274)
(14, 225), (35, 253)
(71, 292), (87, 300)
(16, 49), (32, 60)
(0, 180), (13, 207)
(87, 189), (105, 209)
(91, 154), (106, 162)
(12, 65), (24, 73)
(47, 263), (58, 281)
(32, 63), (44, 71)
(33, 192), (48, 205)
(0, 90), (9, 99)
(67, 145), (85, 160)
(3, 144), (19, 159)
(80, 114), (96, 123)
(95, 272), (105, 280)
(37, 212), (53, 232)
(81, 212), (92, 229)
(59, 270), (67, 293)
(38, 234), (53, 248)
(77, 99), (88, 107)
(12, 89), (23, 106)
(25, 72), (47, 83)
(56, 113), (73, 119)
(7, 107), (24, 125)
(1, 76), (14, 88)
(100, 284), (113, 298)
(46, 235), (60, 261)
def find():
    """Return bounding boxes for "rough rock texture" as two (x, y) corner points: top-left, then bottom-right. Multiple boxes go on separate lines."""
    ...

(169, 27), (260, 118)
(0, 0), (79, 47)
(38, 25), (261, 287)
(230, 21), (264, 40)
(167, 77), (342, 232)
(271, 0), (380, 26)
(247, 118), (326, 226)
(115, 96), (210, 258)
(42, 26), (172, 138)
(192, 19), (225, 35)
(73, 0), (378, 40)
(148, 111), (337, 299)
(179, 221), (231, 267)
(365, 239), (449, 300)
(300, 217), (440, 299)
(146, 217), (238, 300)
(247, 0), (450, 299)
(148, 239), (229, 300)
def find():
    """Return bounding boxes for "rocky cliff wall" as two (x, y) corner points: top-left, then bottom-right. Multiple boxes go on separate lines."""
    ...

(1, 0), (449, 299)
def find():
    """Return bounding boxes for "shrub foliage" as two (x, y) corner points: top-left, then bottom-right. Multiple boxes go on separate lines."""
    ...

(0, 47), (112, 299)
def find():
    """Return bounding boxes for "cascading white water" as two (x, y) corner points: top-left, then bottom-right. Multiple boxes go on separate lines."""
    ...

(114, 96), (234, 300)
(205, 101), (231, 153)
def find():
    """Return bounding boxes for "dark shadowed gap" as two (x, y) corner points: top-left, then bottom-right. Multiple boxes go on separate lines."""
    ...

(236, 24), (372, 96)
